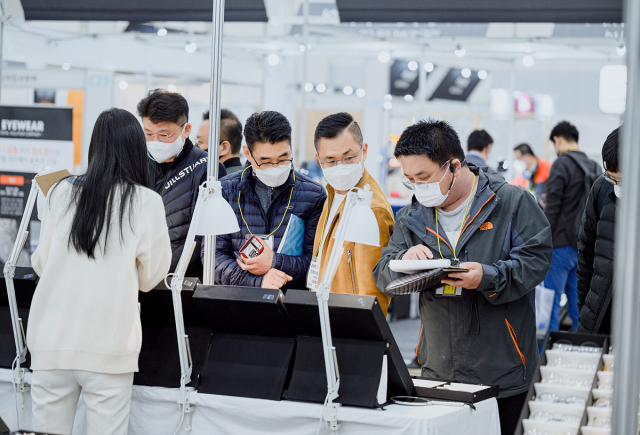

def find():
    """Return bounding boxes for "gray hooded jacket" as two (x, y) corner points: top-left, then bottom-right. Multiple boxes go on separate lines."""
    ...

(373, 167), (552, 398)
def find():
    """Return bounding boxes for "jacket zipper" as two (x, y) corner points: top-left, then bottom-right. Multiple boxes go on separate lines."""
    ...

(505, 318), (526, 381)
(347, 250), (357, 294)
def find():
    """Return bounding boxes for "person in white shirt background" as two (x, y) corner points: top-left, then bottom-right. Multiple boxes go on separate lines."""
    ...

(28, 108), (172, 435)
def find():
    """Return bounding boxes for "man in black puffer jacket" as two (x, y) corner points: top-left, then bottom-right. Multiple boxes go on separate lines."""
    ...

(577, 128), (619, 335)
(212, 111), (326, 290)
(138, 89), (226, 280)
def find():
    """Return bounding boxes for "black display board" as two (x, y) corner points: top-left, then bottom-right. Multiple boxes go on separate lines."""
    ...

(282, 290), (414, 407)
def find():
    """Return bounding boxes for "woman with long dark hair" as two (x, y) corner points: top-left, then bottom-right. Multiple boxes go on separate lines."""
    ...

(27, 108), (171, 435)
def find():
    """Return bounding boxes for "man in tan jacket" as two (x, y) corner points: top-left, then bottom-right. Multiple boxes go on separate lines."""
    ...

(310, 112), (394, 315)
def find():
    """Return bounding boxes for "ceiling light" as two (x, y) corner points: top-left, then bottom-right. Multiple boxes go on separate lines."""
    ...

(408, 61), (418, 71)
(343, 86), (353, 96)
(167, 84), (177, 92)
(424, 62), (434, 72)
(118, 80), (128, 90)
(617, 43), (626, 56)
(383, 101), (392, 110)
(299, 44), (306, 52)
(304, 83), (314, 92)
(61, 63), (70, 71)
(522, 55), (534, 67)
(378, 51), (390, 63)
(461, 68), (471, 78)
(384, 94), (392, 102)
(356, 88), (366, 97)
(185, 41), (197, 54)
(404, 94), (413, 102)
(316, 83), (326, 93)
(454, 45), (466, 58)
(268, 54), (280, 66)
(157, 28), (167, 37)
(478, 70), (488, 80)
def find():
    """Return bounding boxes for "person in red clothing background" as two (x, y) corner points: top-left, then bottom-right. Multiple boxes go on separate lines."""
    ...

(510, 143), (552, 207)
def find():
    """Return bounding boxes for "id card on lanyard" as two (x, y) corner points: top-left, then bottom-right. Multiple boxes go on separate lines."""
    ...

(307, 256), (321, 291)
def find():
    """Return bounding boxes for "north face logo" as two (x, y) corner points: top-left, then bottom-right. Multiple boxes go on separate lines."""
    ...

(479, 222), (493, 230)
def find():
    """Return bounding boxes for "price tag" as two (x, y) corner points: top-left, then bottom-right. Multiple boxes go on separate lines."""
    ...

(307, 257), (321, 291)
(436, 285), (462, 297)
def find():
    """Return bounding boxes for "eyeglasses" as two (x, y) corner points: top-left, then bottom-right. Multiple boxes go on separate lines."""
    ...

(145, 124), (186, 143)
(320, 148), (363, 168)
(589, 416), (611, 428)
(531, 411), (581, 424)
(604, 171), (620, 186)
(525, 430), (573, 435)
(402, 159), (451, 191)
(548, 356), (597, 371)
(541, 373), (591, 388)
(599, 380), (613, 390)
(594, 398), (611, 408)
(552, 342), (602, 354)
(536, 393), (586, 405)
(249, 150), (293, 169)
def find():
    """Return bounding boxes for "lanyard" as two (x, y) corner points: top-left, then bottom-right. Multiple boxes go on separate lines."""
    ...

(435, 175), (476, 262)
(237, 165), (295, 240)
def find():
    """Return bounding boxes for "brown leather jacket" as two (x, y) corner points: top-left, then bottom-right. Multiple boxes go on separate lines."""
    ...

(312, 169), (394, 315)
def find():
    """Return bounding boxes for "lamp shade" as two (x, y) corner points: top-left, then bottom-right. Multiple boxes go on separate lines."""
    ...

(194, 180), (240, 236)
(343, 189), (380, 247)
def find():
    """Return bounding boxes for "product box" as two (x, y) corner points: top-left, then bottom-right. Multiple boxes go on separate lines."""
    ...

(411, 376), (499, 406)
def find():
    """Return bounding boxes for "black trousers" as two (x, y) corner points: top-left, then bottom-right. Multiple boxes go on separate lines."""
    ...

(496, 391), (528, 435)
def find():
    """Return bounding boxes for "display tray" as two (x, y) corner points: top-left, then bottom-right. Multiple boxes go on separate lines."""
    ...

(514, 331), (610, 435)
(411, 376), (499, 405)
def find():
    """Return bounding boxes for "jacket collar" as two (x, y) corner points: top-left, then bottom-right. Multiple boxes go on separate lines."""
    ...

(223, 156), (242, 169)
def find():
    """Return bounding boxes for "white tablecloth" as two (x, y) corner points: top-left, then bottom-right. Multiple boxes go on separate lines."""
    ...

(0, 369), (500, 435)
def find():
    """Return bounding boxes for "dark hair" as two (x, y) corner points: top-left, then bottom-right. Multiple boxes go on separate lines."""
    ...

(137, 89), (189, 125)
(220, 109), (243, 155)
(467, 129), (493, 152)
(550, 121), (579, 143)
(313, 112), (363, 152)
(67, 108), (150, 259)
(202, 110), (209, 121)
(394, 118), (466, 166)
(602, 127), (619, 173)
(244, 111), (291, 151)
(514, 143), (535, 157)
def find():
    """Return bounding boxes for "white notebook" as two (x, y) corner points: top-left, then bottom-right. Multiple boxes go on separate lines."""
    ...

(389, 259), (452, 274)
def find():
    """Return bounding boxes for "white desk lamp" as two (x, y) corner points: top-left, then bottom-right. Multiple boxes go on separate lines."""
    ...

(315, 185), (380, 434)
(167, 179), (239, 431)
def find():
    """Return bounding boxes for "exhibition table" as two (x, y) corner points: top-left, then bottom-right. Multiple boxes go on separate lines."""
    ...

(0, 369), (500, 435)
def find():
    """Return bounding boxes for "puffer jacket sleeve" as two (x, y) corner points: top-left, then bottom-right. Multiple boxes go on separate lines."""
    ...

(373, 209), (413, 296)
(475, 188), (553, 304)
(272, 189), (326, 288)
(576, 178), (602, 314)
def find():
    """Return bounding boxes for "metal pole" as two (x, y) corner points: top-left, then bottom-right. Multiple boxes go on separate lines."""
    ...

(145, 41), (151, 93)
(0, 0), (6, 103)
(203, 0), (225, 285)
(611, 0), (640, 433)
(297, 0), (310, 165)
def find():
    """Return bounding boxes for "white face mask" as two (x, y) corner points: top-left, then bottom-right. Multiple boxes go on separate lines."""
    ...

(254, 162), (292, 187)
(512, 159), (527, 174)
(322, 160), (364, 191)
(147, 127), (185, 163)
(410, 162), (455, 208)
(614, 185), (621, 198)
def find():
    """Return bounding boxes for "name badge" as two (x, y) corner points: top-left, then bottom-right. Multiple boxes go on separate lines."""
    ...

(307, 257), (321, 291)
(436, 285), (462, 297)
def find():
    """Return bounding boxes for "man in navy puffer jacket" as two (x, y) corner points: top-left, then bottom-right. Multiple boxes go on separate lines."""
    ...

(211, 111), (326, 290)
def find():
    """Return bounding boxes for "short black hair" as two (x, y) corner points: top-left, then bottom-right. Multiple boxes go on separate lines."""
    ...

(244, 111), (292, 151)
(313, 112), (363, 152)
(514, 143), (535, 157)
(550, 121), (579, 143)
(220, 109), (243, 155)
(394, 118), (466, 166)
(136, 89), (189, 125)
(602, 127), (619, 173)
(467, 129), (493, 152)
(202, 110), (209, 121)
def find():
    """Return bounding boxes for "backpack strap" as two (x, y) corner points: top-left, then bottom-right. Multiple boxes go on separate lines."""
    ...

(564, 151), (595, 177)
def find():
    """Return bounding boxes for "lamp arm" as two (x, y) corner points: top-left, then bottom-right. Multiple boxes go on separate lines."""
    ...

(4, 179), (40, 365)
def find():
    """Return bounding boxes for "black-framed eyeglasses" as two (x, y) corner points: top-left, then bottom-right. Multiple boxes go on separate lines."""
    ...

(250, 150), (293, 169)
(145, 123), (186, 143)
(604, 172), (621, 186)
(320, 148), (363, 168)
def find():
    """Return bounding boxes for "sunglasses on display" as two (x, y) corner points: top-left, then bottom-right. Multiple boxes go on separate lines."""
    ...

(548, 356), (597, 371)
(525, 430), (573, 435)
(594, 398), (612, 408)
(589, 415), (611, 428)
(552, 341), (602, 354)
(531, 411), (581, 424)
(536, 393), (587, 405)
(541, 373), (591, 388)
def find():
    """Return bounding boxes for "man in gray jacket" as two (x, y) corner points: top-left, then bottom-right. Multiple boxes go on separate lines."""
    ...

(373, 119), (552, 435)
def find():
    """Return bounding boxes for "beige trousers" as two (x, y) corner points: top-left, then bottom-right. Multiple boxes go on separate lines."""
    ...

(31, 369), (134, 435)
